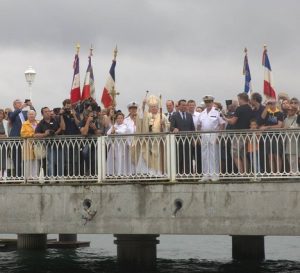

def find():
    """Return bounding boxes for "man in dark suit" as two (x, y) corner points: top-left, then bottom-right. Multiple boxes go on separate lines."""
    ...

(165, 100), (176, 122)
(170, 99), (195, 175)
(8, 99), (35, 177)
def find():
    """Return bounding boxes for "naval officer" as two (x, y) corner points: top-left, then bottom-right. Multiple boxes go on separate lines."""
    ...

(198, 95), (225, 181)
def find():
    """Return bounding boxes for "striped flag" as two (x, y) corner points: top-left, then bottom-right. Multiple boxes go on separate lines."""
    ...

(70, 53), (81, 104)
(101, 60), (116, 108)
(243, 49), (252, 93)
(81, 55), (95, 100)
(262, 47), (276, 98)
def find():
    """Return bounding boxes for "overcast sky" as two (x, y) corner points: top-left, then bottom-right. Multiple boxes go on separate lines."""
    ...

(0, 0), (299, 112)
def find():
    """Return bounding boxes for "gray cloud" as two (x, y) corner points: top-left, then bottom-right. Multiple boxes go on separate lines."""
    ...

(0, 0), (300, 112)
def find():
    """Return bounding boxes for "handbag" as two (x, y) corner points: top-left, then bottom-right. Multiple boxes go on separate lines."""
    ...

(33, 143), (46, 160)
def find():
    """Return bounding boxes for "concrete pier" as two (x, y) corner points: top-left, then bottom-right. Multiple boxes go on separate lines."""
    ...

(114, 234), (159, 271)
(59, 234), (77, 242)
(232, 235), (265, 261)
(17, 234), (47, 249)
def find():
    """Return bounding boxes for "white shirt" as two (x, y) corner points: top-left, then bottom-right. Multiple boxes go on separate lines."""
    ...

(190, 111), (201, 130)
(165, 111), (176, 120)
(107, 123), (129, 135)
(124, 116), (136, 134)
(199, 107), (225, 131)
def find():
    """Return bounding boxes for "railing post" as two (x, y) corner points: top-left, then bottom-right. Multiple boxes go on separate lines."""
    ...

(168, 134), (176, 182)
(97, 137), (102, 183)
(97, 136), (107, 183)
(253, 132), (257, 181)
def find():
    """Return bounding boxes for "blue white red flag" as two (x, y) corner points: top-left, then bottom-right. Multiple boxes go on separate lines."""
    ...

(101, 60), (116, 108)
(70, 54), (81, 104)
(262, 47), (276, 98)
(243, 50), (252, 93)
(81, 55), (95, 100)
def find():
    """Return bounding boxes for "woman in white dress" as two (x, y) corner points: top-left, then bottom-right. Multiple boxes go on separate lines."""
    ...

(106, 112), (129, 176)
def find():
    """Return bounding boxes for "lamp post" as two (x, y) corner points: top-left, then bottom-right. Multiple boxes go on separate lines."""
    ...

(24, 66), (36, 100)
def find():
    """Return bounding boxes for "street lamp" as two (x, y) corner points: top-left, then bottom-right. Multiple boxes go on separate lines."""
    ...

(24, 66), (36, 100)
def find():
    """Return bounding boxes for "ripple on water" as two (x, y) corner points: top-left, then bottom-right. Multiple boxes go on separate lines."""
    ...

(0, 250), (300, 273)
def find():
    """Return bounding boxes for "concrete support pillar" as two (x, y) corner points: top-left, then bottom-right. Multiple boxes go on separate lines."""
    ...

(114, 234), (159, 271)
(232, 235), (265, 261)
(59, 234), (77, 242)
(17, 234), (47, 249)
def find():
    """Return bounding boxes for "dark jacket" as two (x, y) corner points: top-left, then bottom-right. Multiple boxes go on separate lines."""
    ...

(8, 109), (28, 137)
(170, 111), (195, 132)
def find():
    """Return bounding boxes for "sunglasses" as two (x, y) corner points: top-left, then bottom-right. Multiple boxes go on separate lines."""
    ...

(204, 100), (213, 103)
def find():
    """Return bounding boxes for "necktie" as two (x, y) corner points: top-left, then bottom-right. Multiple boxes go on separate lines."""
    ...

(183, 112), (186, 120)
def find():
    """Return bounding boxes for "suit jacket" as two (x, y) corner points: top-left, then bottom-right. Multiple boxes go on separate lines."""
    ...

(170, 111), (195, 132)
(8, 109), (28, 137)
(165, 111), (175, 122)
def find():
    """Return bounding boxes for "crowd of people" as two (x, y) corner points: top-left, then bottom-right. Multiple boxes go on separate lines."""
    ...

(0, 91), (299, 181)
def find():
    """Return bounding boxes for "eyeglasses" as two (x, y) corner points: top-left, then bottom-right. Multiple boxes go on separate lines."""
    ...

(290, 101), (299, 104)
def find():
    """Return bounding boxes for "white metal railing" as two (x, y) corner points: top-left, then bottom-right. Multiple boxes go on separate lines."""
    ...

(0, 129), (299, 183)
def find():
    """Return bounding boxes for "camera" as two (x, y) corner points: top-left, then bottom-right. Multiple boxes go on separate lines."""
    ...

(225, 100), (232, 106)
(48, 129), (55, 136)
(63, 107), (71, 116)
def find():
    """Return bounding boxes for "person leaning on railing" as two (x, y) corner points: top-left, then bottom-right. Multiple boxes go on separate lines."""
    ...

(224, 93), (254, 174)
(198, 95), (225, 182)
(260, 98), (284, 173)
(106, 112), (130, 176)
(283, 98), (300, 173)
(0, 109), (9, 179)
(170, 99), (195, 175)
(20, 110), (38, 179)
(34, 107), (63, 178)
(59, 99), (81, 177)
(78, 109), (102, 176)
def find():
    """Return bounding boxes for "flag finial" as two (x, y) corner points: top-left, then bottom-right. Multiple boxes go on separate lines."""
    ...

(90, 44), (94, 57)
(244, 47), (248, 54)
(76, 43), (80, 54)
(263, 44), (267, 51)
(113, 45), (118, 61)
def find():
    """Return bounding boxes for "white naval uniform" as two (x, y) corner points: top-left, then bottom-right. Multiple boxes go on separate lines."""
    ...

(106, 123), (129, 176)
(123, 116), (136, 175)
(191, 111), (201, 131)
(198, 107), (225, 180)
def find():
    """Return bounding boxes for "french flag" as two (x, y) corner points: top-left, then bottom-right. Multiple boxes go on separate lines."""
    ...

(101, 60), (116, 108)
(262, 47), (276, 98)
(70, 53), (81, 104)
(81, 55), (95, 100)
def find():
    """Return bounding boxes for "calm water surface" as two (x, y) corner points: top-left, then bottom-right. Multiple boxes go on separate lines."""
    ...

(0, 235), (299, 273)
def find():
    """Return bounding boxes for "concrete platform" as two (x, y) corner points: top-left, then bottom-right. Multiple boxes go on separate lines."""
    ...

(0, 238), (90, 251)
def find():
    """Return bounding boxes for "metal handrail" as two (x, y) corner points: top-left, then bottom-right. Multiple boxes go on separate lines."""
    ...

(0, 129), (298, 183)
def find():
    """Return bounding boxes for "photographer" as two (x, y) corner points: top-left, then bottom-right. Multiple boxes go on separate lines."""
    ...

(78, 110), (101, 176)
(35, 107), (63, 178)
(59, 99), (80, 135)
(58, 99), (81, 176)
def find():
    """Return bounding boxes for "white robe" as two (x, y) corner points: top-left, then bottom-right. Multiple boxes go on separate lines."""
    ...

(106, 124), (129, 176)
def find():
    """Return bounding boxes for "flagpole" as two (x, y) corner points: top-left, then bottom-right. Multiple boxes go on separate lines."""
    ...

(113, 45), (118, 61)
(90, 44), (93, 57)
